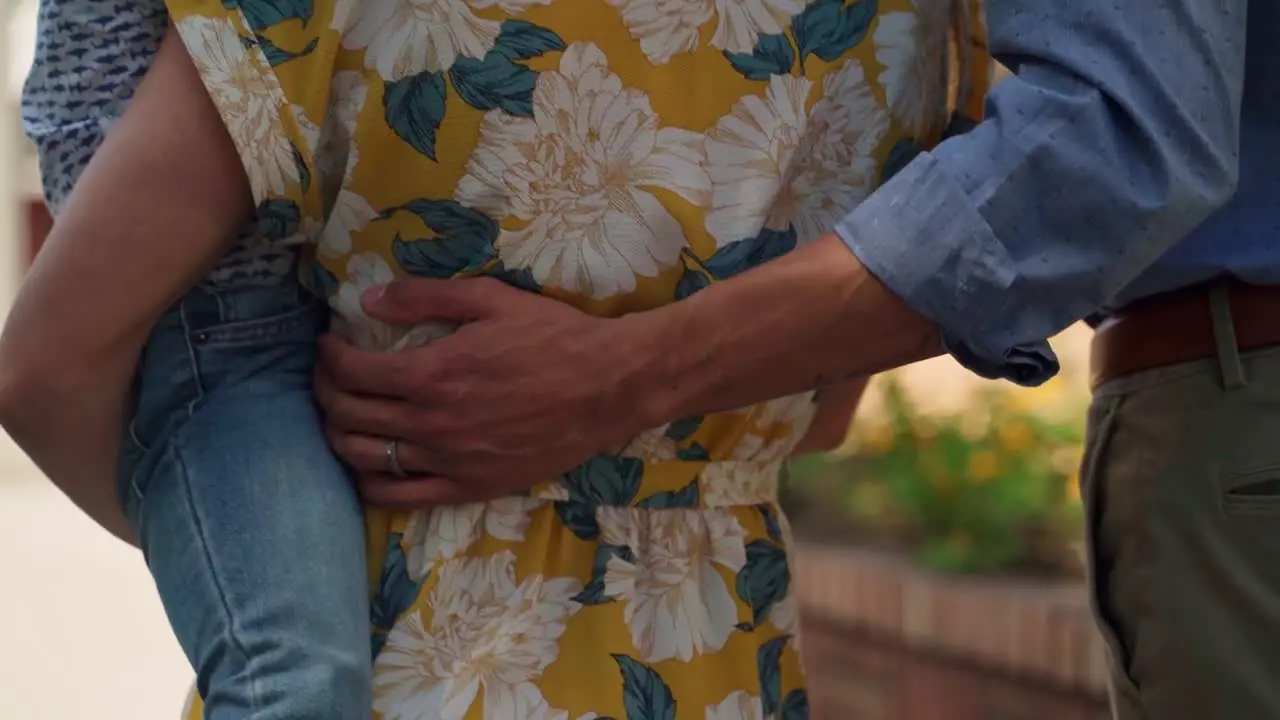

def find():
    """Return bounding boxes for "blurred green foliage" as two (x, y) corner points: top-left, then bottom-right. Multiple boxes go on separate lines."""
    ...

(785, 375), (1086, 575)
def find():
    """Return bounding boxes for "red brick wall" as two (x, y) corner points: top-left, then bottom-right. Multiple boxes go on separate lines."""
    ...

(803, 618), (1109, 720)
(793, 545), (1110, 720)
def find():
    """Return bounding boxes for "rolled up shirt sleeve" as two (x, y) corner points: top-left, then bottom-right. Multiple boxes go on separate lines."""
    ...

(835, 0), (1248, 385)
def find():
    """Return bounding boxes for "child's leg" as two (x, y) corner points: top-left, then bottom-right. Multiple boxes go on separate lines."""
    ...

(121, 281), (370, 719)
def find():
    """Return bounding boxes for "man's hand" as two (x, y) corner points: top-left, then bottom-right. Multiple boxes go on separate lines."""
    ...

(314, 277), (655, 508)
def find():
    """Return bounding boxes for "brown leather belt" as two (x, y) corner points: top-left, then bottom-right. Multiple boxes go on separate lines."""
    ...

(1090, 280), (1280, 388)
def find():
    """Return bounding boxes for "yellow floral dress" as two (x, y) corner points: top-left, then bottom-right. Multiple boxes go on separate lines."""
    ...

(167, 0), (990, 716)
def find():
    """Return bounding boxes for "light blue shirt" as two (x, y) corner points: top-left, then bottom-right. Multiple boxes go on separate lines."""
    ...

(837, 0), (1270, 385)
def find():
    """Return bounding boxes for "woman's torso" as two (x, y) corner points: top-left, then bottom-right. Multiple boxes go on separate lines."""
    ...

(33, 0), (968, 715)
(169, 0), (954, 468)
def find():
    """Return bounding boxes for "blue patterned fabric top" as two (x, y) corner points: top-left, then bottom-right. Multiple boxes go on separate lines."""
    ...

(20, 0), (167, 211)
(20, 0), (298, 287)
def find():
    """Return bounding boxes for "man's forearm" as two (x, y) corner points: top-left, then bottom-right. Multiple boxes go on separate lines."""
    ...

(624, 234), (939, 427)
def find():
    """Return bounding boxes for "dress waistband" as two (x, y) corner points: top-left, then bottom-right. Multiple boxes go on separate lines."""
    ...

(530, 457), (784, 510)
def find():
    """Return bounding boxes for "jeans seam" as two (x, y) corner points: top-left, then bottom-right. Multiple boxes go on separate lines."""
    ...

(170, 442), (260, 712)
(178, 300), (206, 417)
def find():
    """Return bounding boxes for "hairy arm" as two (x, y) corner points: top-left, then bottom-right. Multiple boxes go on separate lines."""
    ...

(617, 0), (1247, 426)
(0, 26), (252, 544)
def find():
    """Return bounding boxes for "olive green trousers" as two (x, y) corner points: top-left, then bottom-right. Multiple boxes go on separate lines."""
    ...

(1084, 290), (1280, 719)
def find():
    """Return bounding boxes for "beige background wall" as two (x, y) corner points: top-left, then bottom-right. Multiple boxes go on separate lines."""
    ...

(857, 324), (1092, 425)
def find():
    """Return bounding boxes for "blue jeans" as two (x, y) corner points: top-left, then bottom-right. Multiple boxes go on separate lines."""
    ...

(119, 279), (371, 718)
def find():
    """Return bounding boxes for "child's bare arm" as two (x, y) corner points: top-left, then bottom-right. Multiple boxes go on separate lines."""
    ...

(0, 26), (252, 544)
(790, 377), (869, 456)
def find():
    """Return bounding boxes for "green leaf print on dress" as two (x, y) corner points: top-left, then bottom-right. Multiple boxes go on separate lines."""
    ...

(385, 199), (499, 278)
(384, 71), (447, 160)
(230, 0), (313, 32)
(256, 34), (318, 67)
(664, 416), (704, 442)
(675, 226), (798, 302)
(572, 543), (635, 605)
(306, 260), (339, 299)
(881, 136), (923, 183)
(757, 635), (789, 716)
(482, 263), (543, 293)
(724, 33), (796, 80)
(736, 539), (792, 629)
(369, 533), (424, 660)
(256, 198), (301, 240)
(781, 688), (811, 719)
(449, 21), (566, 117)
(674, 266), (711, 299)
(554, 456), (644, 540)
(791, 0), (878, 64)
(704, 225), (798, 279)
(613, 654), (677, 720)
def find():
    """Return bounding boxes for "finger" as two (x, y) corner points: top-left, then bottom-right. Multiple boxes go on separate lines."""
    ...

(317, 334), (416, 398)
(315, 373), (420, 439)
(362, 277), (512, 325)
(325, 429), (438, 476)
(355, 474), (471, 509)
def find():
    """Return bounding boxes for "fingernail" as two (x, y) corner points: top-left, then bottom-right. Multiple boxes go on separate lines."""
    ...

(363, 285), (387, 304)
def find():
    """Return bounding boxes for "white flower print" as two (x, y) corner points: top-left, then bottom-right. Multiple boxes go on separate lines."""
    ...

(731, 392), (818, 461)
(175, 15), (298, 199)
(769, 594), (802, 649)
(373, 551), (583, 720)
(704, 61), (889, 247)
(320, 190), (379, 257)
(455, 43), (711, 299)
(291, 104), (321, 157)
(874, 0), (949, 138)
(318, 72), (369, 188)
(331, 253), (399, 350)
(334, 0), (549, 79)
(700, 460), (781, 505)
(532, 482), (571, 502)
(619, 426), (681, 461)
(403, 496), (547, 579)
(607, 0), (805, 65)
(597, 507), (748, 662)
(706, 690), (764, 720)
(769, 509), (804, 652)
(290, 73), (378, 257)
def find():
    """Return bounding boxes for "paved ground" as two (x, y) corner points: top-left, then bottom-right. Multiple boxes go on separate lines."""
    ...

(0, 437), (192, 720)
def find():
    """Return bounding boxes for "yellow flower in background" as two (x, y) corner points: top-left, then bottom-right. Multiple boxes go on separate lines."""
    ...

(914, 418), (938, 443)
(959, 406), (991, 441)
(1066, 468), (1082, 502)
(860, 422), (897, 455)
(1007, 375), (1067, 414)
(967, 449), (1001, 483)
(996, 419), (1035, 453)
(1051, 446), (1082, 475)
(946, 532), (972, 554)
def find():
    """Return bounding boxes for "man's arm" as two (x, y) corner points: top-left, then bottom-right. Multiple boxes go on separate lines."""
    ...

(0, 27), (252, 544)
(627, 0), (1248, 424)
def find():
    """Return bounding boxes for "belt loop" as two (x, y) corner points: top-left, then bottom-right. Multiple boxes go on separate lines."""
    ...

(1210, 283), (1247, 390)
